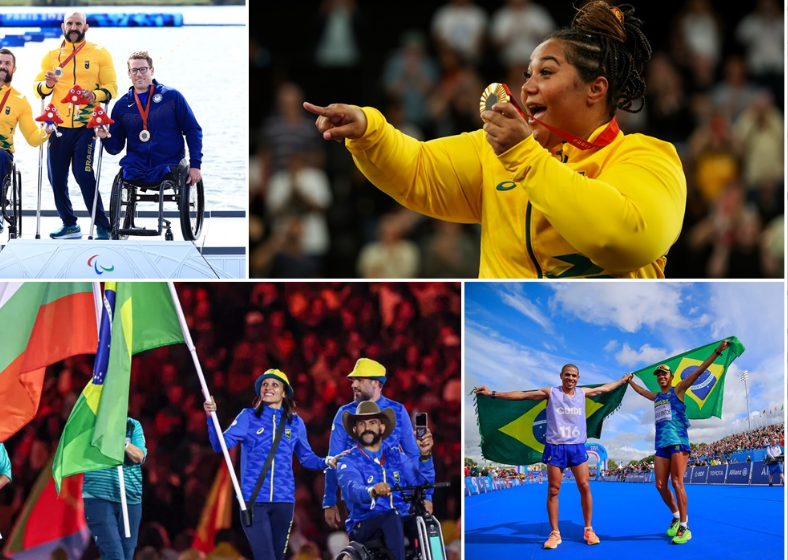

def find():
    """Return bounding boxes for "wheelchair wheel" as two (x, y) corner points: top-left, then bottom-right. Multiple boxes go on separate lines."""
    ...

(179, 177), (204, 241)
(109, 172), (131, 240)
(335, 543), (369, 560)
(13, 169), (21, 238)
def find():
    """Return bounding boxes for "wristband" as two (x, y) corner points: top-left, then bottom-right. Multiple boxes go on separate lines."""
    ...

(714, 350), (722, 356)
(420, 454), (432, 462)
(491, 391), (496, 399)
(124, 442), (130, 450)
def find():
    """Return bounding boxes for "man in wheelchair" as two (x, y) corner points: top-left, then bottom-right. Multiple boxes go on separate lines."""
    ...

(336, 401), (434, 560)
(96, 50), (202, 239)
(0, 48), (55, 235)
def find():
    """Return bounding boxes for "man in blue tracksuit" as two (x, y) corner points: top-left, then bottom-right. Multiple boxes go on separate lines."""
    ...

(337, 401), (434, 560)
(97, 50), (202, 190)
(324, 358), (432, 529)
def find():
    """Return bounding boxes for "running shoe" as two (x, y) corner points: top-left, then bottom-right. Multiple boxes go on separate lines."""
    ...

(50, 223), (82, 239)
(666, 517), (680, 537)
(672, 525), (692, 544)
(584, 527), (600, 545)
(543, 531), (562, 549)
(96, 225), (111, 240)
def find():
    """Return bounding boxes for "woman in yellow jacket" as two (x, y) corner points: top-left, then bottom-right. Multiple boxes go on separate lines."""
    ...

(305, 2), (686, 279)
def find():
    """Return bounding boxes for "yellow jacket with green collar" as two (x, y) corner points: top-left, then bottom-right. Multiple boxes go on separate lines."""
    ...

(33, 40), (117, 128)
(0, 84), (49, 152)
(346, 107), (687, 278)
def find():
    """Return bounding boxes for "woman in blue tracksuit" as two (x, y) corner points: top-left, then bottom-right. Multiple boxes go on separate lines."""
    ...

(204, 368), (331, 560)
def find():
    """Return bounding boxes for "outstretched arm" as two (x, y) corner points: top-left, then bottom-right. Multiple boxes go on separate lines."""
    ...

(627, 375), (658, 401)
(583, 373), (632, 398)
(474, 386), (551, 401)
(675, 339), (730, 398)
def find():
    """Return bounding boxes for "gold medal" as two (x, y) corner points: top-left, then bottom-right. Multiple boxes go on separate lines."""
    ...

(480, 83), (511, 116)
(139, 130), (150, 142)
(54, 67), (63, 77)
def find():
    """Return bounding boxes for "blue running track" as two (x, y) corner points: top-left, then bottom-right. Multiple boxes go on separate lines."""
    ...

(465, 481), (785, 559)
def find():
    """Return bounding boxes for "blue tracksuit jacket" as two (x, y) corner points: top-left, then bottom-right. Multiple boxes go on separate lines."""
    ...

(207, 406), (327, 503)
(337, 442), (434, 532)
(101, 79), (202, 182)
(324, 396), (425, 508)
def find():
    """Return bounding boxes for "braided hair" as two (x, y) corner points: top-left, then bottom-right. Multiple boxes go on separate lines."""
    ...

(547, 1), (652, 117)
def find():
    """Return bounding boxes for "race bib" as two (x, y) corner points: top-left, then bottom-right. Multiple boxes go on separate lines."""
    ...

(655, 400), (672, 423)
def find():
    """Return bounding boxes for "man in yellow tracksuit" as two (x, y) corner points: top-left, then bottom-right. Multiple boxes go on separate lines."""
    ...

(33, 11), (117, 240)
(0, 48), (53, 235)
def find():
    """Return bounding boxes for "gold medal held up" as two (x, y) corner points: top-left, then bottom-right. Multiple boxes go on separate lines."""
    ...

(479, 83), (512, 116)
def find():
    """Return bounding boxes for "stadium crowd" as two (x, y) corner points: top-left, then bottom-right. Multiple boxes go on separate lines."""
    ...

(691, 423), (785, 464)
(251, 0), (784, 278)
(0, 282), (462, 560)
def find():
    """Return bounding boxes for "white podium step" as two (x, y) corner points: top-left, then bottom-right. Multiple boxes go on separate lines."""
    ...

(0, 239), (244, 279)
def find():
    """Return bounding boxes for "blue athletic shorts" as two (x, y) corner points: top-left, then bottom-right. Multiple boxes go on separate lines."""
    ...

(655, 444), (691, 459)
(767, 462), (783, 475)
(542, 443), (588, 468)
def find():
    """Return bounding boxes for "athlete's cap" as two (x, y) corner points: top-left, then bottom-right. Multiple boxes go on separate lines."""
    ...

(342, 400), (396, 442)
(653, 364), (672, 375)
(254, 368), (293, 397)
(346, 358), (387, 384)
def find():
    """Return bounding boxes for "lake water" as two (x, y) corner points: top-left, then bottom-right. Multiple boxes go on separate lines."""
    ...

(1, 5), (247, 214)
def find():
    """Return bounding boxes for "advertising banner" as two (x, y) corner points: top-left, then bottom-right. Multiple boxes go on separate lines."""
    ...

(690, 466), (709, 484)
(725, 464), (751, 485)
(706, 465), (727, 484)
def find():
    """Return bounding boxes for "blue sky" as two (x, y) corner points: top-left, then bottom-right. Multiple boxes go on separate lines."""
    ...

(465, 282), (786, 464)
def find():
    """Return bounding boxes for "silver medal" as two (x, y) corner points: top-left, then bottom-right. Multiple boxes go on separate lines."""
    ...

(139, 130), (150, 142)
(54, 67), (63, 77)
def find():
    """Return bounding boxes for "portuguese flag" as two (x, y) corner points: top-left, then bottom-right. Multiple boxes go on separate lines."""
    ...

(0, 282), (98, 442)
(475, 383), (628, 465)
(2, 456), (90, 560)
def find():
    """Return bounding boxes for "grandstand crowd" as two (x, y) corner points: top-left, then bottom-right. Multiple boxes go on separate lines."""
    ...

(251, 0), (784, 278)
(0, 282), (462, 560)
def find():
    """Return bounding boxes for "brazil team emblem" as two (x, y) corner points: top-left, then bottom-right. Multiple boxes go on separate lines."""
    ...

(285, 429), (292, 440)
(85, 61), (90, 69)
(394, 471), (400, 484)
(4, 107), (9, 115)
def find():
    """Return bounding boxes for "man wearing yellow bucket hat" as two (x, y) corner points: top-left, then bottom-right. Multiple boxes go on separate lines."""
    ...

(323, 358), (428, 528)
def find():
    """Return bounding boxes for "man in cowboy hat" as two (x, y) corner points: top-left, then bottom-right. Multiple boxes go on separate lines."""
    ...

(336, 401), (434, 560)
(324, 357), (429, 528)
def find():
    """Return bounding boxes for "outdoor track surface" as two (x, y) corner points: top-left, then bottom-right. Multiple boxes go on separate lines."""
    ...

(464, 481), (785, 559)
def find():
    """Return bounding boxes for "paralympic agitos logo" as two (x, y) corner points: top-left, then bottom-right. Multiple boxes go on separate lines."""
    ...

(87, 254), (115, 274)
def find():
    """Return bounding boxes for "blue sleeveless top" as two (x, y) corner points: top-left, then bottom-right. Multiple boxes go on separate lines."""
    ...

(654, 387), (690, 449)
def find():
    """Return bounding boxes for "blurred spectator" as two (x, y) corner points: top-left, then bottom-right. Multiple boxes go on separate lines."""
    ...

(735, 0), (784, 105)
(266, 153), (333, 269)
(421, 221), (480, 278)
(312, 0), (363, 105)
(206, 529), (246, 560)
(674, 0), (724, 68)
(382, 30), (440, 129)
(709, 55), (763, 124)
(489, 0), (555, 68)
(430, 0), (488, 67)
(357, 214), (421, 278)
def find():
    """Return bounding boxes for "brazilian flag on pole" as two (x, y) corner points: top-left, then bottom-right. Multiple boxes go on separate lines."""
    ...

(52, 282), (185, 493)
(475, 383), (628, 466)
(632, 336), (745, 420)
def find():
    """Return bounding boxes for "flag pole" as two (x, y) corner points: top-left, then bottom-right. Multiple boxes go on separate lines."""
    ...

(93, 282), (131, 538)
(166, 282), (248, 514)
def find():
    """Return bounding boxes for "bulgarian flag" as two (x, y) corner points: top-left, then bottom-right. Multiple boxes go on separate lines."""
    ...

(0, 283), (98, 442)
(2, 456), (90, 560)
(192, 450), (236, 553)
(52, 282), (185, 492)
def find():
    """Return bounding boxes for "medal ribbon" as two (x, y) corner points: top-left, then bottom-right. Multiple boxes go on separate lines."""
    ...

(355, 444), (386, 465)
(527, 114), (620, 151)
(133, 85), (154, 135)
(0, 87), (12, 116)
(57, 40), (87, 70)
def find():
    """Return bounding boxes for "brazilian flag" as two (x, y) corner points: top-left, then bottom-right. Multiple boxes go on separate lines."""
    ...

(632, 337), (745, 420)
(475, 383), (628, 465)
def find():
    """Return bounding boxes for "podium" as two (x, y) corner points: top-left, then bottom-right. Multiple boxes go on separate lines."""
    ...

(0, 239), (240, 279)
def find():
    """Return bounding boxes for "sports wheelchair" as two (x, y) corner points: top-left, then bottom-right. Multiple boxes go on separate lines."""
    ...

(108, 159), (204, 241)
(1, 161), (22, 239)
(335, 482), (451, 560)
